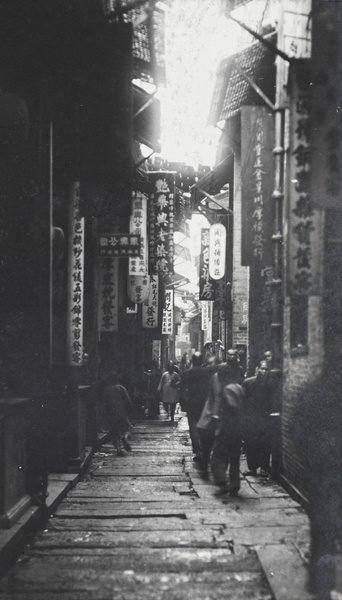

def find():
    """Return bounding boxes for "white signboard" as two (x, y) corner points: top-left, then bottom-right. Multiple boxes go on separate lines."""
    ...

(129, 191), (148, 275)
(162, 289), (173, 335)
(201, 301), (210, 331)
(142, 275), (159, 328)
(127, 274), (150, 304)
(209, 223), (226, 280)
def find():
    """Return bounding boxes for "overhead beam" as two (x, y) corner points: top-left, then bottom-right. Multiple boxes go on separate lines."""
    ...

(229, 15), (292, 63)
(234, 63), (277, 112)
(198, 188), (234, 215)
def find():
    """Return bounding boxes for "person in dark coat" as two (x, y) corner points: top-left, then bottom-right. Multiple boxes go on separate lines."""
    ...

(103, 372), (134, 456)
(242, 360), (274, 476)
(211, 383), (245, 497)
(180, 351), (211, 462)
(197, 350), (244, 480)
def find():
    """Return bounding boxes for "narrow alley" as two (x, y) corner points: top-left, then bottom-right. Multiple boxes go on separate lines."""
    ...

(0, 411), (317, 600)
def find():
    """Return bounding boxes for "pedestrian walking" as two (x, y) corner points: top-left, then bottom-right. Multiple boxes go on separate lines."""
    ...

(157, 361), (181, 421)
(180, 351), (211, 462)
(212, 383), (245, 497)
(197, 349), (244, 479)
(242, 361), (273, 477)
(103, 372), (134, 456)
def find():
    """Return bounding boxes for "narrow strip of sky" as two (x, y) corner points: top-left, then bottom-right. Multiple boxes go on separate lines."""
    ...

(157, 0), (234, 168)
(157, 0), (278, 168)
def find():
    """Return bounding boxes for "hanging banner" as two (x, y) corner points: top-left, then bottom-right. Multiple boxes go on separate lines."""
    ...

(127, 273), (150, 304)
(98, 257), (119, 332)
(142, 274), (159, 328)
(199, 228), (216, 301)
(201, 301), (210, 331)
(288, 62), (323, 296)
(67, 182), (85, 366)
(241, 106), (275, 362)
(148, 171), (176, 276)
(209, 223), (226, 280)
(162, 289), (173, 335)
(129, 191), (148, 275)
(241, 106), (274, 267)
(98, 234), (141, 257)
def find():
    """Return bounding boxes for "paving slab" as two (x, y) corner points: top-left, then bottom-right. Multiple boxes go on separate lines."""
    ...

(0, 415), (322, 600)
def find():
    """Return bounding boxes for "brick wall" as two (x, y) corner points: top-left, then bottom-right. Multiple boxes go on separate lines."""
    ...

(281, 295), (324, 500)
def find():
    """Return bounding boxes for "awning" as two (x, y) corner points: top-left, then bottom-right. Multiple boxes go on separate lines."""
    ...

(207, 33), (277, 126)
(133, 83), (161, 153)
(174, 244), (191, 263)
(164, 272), (190, 289)
(190, 153), (234, 212)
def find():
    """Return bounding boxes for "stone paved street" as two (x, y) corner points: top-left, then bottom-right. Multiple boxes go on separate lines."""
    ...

(0, 411), (319, 600)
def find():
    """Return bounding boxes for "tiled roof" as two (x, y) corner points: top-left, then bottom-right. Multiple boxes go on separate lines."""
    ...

(207, 33), (276, 125)
(103, 1), (166, 84)
(130, 4), (166, 84)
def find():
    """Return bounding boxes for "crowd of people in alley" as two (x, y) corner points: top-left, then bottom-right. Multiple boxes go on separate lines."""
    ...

(177, 345), (280, 497)
(100, 347), (342, 600)
(102, 343), (280, 500)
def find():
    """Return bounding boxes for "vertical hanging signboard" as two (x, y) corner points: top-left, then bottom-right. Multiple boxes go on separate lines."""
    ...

(127, 189), (150, 306)
(209, 223), (226, 280)
(241, 106), (274, 268)
(127, 273), (150, 304)
(148, 171), (176, 276)
(67, 181), (85, 366)
(98, 257), (119, 332)
(129, 190), (148, 275)
(162, 289), (173, 335)
(201, 301), (210, 331)
(199, 228), (216, 300)
(142, 274), (159, 328)
(288, 63), (322, 296)
(241, 106), (275, 359)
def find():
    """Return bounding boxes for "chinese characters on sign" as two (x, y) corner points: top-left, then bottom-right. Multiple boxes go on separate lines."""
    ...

(201, 301), (210, 331)
(209, 223), (226, 280)
(129, 191), (148, 275)
(162, 289), (173, 335)
(241, 107), (274, 266)
(199, 229), (216, 301)
(67, 182), (85, 366)
(148, 171), (175, 276)
(241, 107), (275, 359)
(98, 257), (119, 332)
(127, 273), (150, 304)
(142, 275), (159, 328)
(289, 63), (321, 296)
(98, 234), (141, 257)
